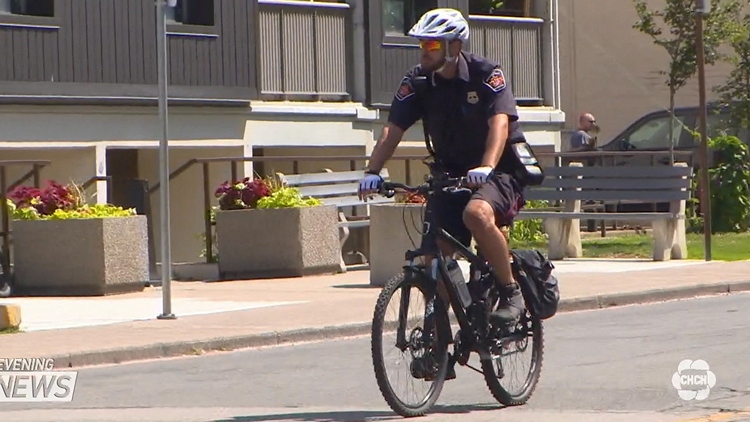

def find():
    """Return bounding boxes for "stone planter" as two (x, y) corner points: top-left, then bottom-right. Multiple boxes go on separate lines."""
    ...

(215, 205), (340, 279)
(369, 203), (425, 287)
(12, 216), (149, 296)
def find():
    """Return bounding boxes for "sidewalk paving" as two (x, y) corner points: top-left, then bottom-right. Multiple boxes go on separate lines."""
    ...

(2, 259), (749, 368)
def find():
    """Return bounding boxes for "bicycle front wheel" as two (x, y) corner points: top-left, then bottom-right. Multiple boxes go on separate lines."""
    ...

(371, 270), (449, 417)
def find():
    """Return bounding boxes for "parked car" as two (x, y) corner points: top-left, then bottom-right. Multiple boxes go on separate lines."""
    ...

(587, 103), (748, 214)
(598, 102), (750, 168)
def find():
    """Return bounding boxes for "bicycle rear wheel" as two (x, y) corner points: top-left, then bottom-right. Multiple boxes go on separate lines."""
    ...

(371, 270), (449, 417)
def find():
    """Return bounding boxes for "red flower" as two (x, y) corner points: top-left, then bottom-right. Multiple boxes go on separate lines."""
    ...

(215, 177), (272, 210)
(8, 181), (78, 216)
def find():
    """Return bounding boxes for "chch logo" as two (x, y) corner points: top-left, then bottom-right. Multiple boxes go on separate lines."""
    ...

(671, 359), (716, 401)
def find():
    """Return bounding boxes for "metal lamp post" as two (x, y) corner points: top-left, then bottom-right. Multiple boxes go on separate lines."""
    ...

(695, 0), (712, 261)
(157, 0), (177, 319)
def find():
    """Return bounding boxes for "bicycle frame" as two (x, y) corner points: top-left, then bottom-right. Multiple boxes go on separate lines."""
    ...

(388, 175), (497, 361)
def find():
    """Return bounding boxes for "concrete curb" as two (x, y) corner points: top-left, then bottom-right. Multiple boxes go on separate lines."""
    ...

(49, 280), (750, 369)
(0, 303), (22, 330)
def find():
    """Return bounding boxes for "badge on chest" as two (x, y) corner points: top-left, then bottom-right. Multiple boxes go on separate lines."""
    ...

(466, 91), (479, 104)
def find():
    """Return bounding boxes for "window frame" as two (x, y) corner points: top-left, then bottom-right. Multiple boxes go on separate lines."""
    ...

(166, 0), (218, 38)
(381, 0), (438, 46)
(468, 0), (533, 17)
(0, 0), (59, 28)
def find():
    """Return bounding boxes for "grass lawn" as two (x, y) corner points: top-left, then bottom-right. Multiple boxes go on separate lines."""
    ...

(511, 231), (750, 261)
(0, 327), (19, 335)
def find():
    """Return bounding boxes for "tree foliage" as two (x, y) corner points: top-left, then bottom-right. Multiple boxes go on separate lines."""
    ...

(713, 13), (750, 130)
(469, 0), (505, 15)
(632, 0), (741, 161)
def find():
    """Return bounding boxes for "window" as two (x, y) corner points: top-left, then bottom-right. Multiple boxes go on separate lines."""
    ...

(383, 0), (437, 37)
(624, 115), (688, 150)
(167, 0), (214, 27)
(0, 0), (54, 17)
(705, 112), (730, 142)
(469, 0), (531, 17)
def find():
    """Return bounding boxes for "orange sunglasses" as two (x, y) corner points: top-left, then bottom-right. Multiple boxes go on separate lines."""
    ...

(419, 39), (443, 51)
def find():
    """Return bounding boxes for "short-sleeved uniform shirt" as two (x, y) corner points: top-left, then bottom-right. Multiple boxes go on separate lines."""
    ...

(388, 52), (526, 176)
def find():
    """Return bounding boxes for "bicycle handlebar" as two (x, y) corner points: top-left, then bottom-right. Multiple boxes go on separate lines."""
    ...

(378, 177), (474, 198)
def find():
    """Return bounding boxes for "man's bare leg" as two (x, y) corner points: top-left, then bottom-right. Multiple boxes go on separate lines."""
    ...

(462, 198), (523, 324)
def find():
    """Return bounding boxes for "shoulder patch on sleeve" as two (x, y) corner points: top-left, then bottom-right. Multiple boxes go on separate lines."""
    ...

(483, 68), (506, 93)
(394, 76), (415, 102)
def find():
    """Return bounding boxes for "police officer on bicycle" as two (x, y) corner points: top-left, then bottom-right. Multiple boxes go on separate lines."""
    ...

(358, 8), (534, 329)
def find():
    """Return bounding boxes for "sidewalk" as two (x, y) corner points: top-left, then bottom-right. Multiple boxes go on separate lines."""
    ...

(1, 259), (749, 368)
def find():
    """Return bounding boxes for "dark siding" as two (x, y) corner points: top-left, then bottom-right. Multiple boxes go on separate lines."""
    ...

(0, 0), (258, 103)
(366, 0), (468, 107)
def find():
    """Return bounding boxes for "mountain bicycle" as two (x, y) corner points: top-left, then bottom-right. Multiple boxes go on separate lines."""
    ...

(370, 167), (551, 418)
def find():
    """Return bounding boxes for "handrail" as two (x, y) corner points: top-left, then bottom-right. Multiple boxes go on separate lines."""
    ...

(7, 163), (50, 192)
(0, 160), (51, 282)
(147, 154), (430, 194)
(186, 154), (430, 263)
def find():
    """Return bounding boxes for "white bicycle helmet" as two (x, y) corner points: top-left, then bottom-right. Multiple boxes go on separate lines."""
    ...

(408, 8), (469, 43)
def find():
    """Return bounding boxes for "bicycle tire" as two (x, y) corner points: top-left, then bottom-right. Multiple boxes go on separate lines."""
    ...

(371, 270), (450, 417)
(481, 299), (544, 406)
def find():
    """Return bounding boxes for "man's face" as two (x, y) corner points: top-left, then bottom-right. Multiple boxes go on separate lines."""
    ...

(419, 39), (446, 72)
(583, 115), (597, 132)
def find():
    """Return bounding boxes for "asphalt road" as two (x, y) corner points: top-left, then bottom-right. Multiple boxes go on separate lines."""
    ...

(4, 293), (750, 422)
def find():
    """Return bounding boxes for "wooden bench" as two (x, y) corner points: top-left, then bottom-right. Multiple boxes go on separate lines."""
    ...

(275, 169), (395, 272)
(516, 162), (694, 261)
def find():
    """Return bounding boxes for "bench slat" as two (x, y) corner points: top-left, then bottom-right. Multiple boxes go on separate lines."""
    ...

(524, 188), (690, 202)
(516, 211), (683, 220)
(540, 177), (691, 190)
(319, 195), (395, 207)
(279, 169), (390, 186)
(543, 166), (693, 179)
(340, 220), (371, 229)
(297, 182), (359, 198)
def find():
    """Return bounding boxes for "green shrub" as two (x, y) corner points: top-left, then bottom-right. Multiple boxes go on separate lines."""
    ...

(509, 199), (549, 243)
(707, 134), (750, 232)
(256, 186), (322, 209)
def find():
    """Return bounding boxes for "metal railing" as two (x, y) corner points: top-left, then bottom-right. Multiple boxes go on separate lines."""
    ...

(148, 154), (428, 263)
(258, 0), (353, 101)
(0, 160), (50, 281)
(468, 15), (544, 104)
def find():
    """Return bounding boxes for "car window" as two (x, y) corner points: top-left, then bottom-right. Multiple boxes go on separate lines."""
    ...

(625, 114), (688, 150)
(706, 112), (733, 139)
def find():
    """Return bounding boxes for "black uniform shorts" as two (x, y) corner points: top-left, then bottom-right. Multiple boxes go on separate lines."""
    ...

(425, 172), (526, 247)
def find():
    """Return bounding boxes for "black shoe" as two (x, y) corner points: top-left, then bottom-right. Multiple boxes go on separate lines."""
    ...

(490, 283), (524, 325)
(445, 353), (457, 380)
(423, 352), (456, 381)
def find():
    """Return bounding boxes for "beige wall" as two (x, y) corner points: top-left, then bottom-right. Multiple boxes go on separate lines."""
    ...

(558, 0), (738, 144)
(256, 146), (367, 176)
(138, 146), (243, 263)
(0, 148), (98, 200)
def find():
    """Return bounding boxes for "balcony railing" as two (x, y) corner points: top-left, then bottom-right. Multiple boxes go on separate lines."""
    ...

(468, 15), (544, 105)
(258, 0), (353, 102)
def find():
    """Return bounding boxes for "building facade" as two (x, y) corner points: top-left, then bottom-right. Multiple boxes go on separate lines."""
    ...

(557, 0), (738, 147)
(0, 0), (564, 263)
